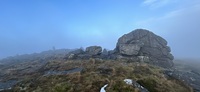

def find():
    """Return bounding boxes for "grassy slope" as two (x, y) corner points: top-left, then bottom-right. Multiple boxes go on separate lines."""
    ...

(12, 59), (192, 92)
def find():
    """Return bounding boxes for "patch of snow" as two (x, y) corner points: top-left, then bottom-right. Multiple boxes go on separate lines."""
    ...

(141, 85), (144, 88)
(100, 84), (108, 92)
(124, 79), (133, 85)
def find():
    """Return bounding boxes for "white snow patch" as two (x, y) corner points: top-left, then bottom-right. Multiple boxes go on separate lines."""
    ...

(100, 84), (108, 92)
(141, 85), (144, 89)
(124, 79), (133, 85)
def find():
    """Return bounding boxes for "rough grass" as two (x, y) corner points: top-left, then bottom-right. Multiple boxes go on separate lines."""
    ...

(12, 59), (193, 92)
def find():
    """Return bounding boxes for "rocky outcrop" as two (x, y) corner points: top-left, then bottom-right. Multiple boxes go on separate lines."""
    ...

(85, 46), (102, 56)
(65, 29), (173, 68)
(115, 29), (174, 68)
(69, 48), (84, 55)
(102, 49), (108, 56)
(165, 69), (200, 92)
(66, 46), (103, 59)
(66, 48), (84, 59)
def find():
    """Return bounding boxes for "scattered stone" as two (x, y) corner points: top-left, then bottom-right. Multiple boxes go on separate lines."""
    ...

(124, 79), (133, 85)
(138, 56), (149, 62)
(69, 48), (84, 55)
(164, 69), (200, 92)
(64, 29), (174, 68)
(132, 80), (149, 92)
(124, 79), (149, 92)
(0, 80), (18, 91)
(68, 54), (75, 59)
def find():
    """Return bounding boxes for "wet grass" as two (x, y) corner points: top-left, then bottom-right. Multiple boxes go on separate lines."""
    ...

(12, 59), (192, 92)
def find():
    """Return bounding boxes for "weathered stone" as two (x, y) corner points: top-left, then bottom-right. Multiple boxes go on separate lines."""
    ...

(101, 49), (109, 59)
(68, 54), (75, 59)
(115, 29), (174, 68)
(102, 49), (108, 56)
(138, 56), (149, 62)
(108, 50), (115, 55)
(69, 48), (84, 55)
(119, 44), (141, 55)
(85, 46), (102, 56)
(77, 54), (92, 59)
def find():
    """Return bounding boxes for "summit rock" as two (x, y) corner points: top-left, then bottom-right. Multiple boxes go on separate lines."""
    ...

(115, 29), (174, 68)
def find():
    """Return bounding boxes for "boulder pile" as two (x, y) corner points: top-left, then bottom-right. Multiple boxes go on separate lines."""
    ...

(65, 29), (174, 68)
(115, 29), (174, 68)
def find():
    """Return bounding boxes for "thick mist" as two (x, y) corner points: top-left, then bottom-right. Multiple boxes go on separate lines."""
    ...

(0, 0), (200, 60)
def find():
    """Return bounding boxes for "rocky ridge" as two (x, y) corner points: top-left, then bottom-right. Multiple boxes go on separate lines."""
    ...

(66, 29), (174, 68)
(0, 29), (197, 92)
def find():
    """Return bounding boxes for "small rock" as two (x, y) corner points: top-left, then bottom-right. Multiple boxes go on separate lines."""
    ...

(124, 79), (133, 85)
(123, 79), (149, 92)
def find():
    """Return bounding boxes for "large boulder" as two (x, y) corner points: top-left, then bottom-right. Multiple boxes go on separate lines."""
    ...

(119, 44), (141, 56)
(115, 29), (174, 68)
(85, 46), (102, 56)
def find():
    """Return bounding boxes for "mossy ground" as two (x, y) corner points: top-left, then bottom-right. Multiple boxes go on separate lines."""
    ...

(12, 59), (192, 92)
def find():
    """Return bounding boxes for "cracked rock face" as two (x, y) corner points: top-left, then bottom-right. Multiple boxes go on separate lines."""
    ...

(116, 29), (174, 68)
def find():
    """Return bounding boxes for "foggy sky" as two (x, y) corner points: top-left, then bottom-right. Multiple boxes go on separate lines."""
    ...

(0, 0), (200, 59)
